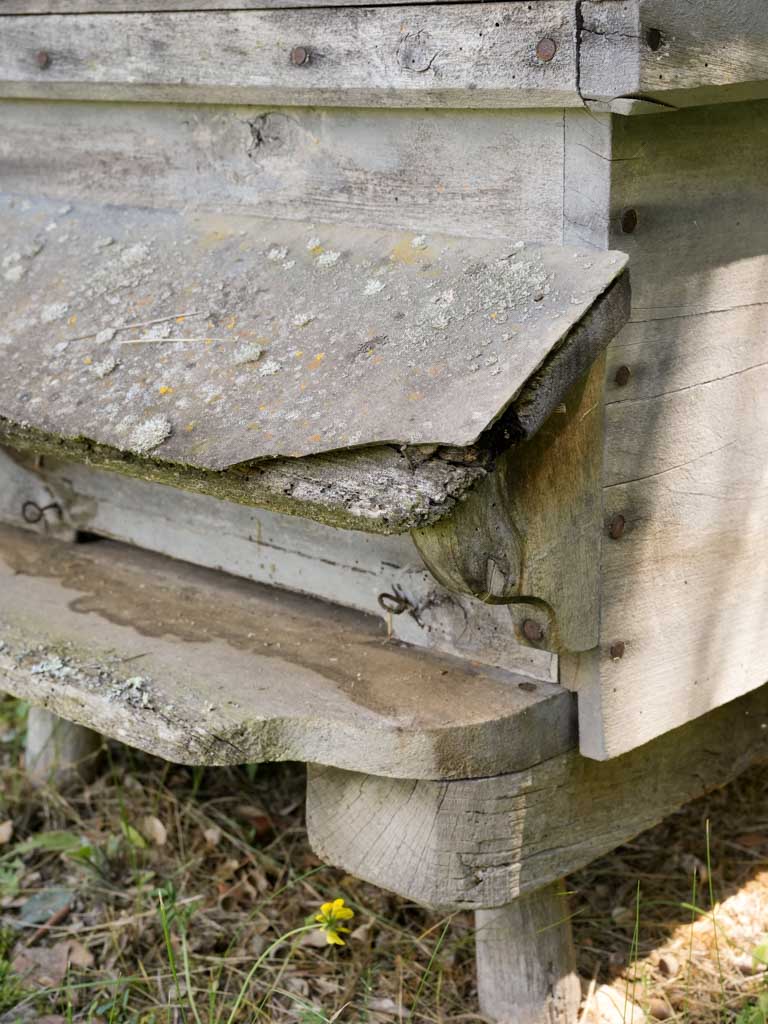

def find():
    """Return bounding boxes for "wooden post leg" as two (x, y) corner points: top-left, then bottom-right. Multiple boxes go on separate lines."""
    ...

(475, 881), (581, 1024)
(25, 706), (101, 788)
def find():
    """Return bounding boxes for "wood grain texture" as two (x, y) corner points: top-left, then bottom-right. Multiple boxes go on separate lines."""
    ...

(475, 884), (581, 1024)
(0, 102), (566, 241)
(25, 706), (100, 788)
(0, 525), (576, 779)
(1, 452), (557, 680)
(0, 5), (580, 108)
(580, 0), (768, 109)
(1, 0), (557, 10)
(414, 353), (610, 653)
(577, 100), (768, 759)
(307, 682), (768, 909)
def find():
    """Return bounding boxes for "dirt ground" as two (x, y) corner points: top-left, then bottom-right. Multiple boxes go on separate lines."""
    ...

(0, 697), (765, 1024)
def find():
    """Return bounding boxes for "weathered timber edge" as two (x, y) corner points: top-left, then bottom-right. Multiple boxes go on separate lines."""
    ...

(0, 526), (577, 779)
(0, 271), (628, 534)
(307, 683), (768, 908)
(0, 429), (485, 535)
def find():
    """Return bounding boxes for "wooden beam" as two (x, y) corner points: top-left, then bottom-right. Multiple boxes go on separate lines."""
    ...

(0, 0), (559, 10)
(307, 682), (768, 908)
(580, 0), (768, 110)
(475, 884), (581, 1024)
(0, 525), (577, 780)
(0, 4), (580, 108)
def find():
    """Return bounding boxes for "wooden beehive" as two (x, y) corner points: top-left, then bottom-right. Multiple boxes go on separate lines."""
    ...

(0, 2), (766, 1020)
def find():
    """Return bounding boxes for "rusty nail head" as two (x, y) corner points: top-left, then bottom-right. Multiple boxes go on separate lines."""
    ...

(522, 619), (545, 643)
(535, 37), (557, 62)
(645, 27), (663, 52)
(608, 513), (626, 540)
(36, 50), (51, 69)
(610, 641), (626, 662)
(614, 364), (631, 387)
(290, 46), (310, 66)
(620, 208), (639, 234)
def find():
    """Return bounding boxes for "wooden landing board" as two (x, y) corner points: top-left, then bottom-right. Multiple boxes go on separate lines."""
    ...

(2, 0), (556, 9)
(308, 683), (768, 910)
(0, 525), (576, 779)
(0, 193), (628, 468)
(567, 100), (768, 759)
(0, 4), (580, 109)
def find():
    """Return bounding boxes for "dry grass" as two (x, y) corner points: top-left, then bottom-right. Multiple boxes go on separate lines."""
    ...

(0, 696), (765, 1024)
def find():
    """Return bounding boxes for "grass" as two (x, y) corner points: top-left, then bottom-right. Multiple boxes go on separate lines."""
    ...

(0, 696), (765, 1023)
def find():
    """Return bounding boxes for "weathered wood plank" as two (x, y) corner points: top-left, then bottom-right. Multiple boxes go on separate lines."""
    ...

(475, 885), (581, 1024)
(307, 682), (768, 909)
(0, 450), (557, 680)
(570, 100), (768, 759)
(0, 5), (580, 108)
(580, 0), (768, 109)
(0, 525), (577, 779)
(0, 102), (566, 241)
(1, 0), (557, 10)
(0, 194), (628, 469)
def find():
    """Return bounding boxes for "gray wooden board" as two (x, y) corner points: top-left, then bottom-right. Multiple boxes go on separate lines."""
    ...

(0, 524), (576, 779)
(2, 0), (561, 8)
(307, 682), (768, 909)
(0, 5), (581, 108)
(0, 193), (628, 469)
(568, 100), (768, 759)
(580, 0), (768, 110)
(0, 449), (557, 680)
(0, 102), (567, 243)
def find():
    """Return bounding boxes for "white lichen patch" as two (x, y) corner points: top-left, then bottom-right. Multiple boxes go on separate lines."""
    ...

(91, 356), (118, 379)
(40, 302), (69, 324)
(291, 314), (315, 328)
(232, 342), (264, 366)
(267, 246), (289, 263)
(95, 327), (117, 345)
(128, 416), (173, 455)
(0, 333), (13, 348)
(316, 251), (341, 268)
(364, 279), (386, 296)
(411, 235), (428, 250)
(120, 243), (150, 267)
(306, 237), (321, 251)
(94, 236), (114, 251)
(258, 358), (282, 377)
(3, 264), (25, 283)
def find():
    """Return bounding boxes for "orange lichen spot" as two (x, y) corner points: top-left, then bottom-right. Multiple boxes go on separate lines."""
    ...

(68, 314), (77, 327)
(294, 350), (304, 358)
(309, 245), (325, 257)
(176, 315), (185, 323)
(408, 391), (424, 401)
(204, 338), (214, 346)
(300, 382), (307, 391)
(490, 312), (498, 320)
(428, 365), (442, 377)
(226, 317), (237, 330)
(436, 184), (445, 193)
(184, 421), (197, 432)
(258, 404), (268, 412)
(309, 352), (326, 369)
(159, 385), (174, 395)
(308, 434), (322, 443)
(263, 432), (274, 440)
(83, 356), (92, 365)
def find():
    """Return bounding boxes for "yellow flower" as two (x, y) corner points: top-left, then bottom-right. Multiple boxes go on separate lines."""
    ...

(314, 898), (354, 946)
